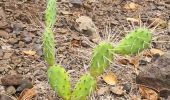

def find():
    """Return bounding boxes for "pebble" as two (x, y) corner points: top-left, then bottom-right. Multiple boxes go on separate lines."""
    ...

(8, 38), (19, 45)
(0, 49), (3, 58)
(3, 52), (13, 59)
(0, 30), (9, 38)
(1, 75), (23, 86)
(6, 86), (16, 95)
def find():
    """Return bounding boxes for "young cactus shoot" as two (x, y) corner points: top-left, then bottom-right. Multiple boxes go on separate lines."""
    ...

(43, 27), (55, 66)
(47, 65), (71, 100)
(113, 27), (152, 55)
(90, 41), (114, 77)
(71, 73), (96, 100)
(45, 0), (57, 28)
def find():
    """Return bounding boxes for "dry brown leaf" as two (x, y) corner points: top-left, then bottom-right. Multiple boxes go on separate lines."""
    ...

(111, 86), (126, 95)
(23, 50), (36, 55)
(18, 87), (36, 100)
(150, 48), (165, 56)
(103, 72), (117, 85)
(129, 55), (140, 67)
(71, 39), (81, 47)
(97, 87), (109, 95)
(139, 85), (158, 100)
(124, 2), (139, 10)
(117, 58), (129, 65)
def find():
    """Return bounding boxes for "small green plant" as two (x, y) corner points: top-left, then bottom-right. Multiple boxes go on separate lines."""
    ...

(90, 41), (114, 77)
(43, 0), (152, 99)
(71, 73), (96, 100)
(45, 0), (57, 28)
(113, 27), (152, 55)
(47, 65), (71, 100)
(43, 27), (55, 66)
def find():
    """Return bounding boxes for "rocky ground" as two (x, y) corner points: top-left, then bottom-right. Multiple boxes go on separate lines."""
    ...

(0, 0), (170, 100)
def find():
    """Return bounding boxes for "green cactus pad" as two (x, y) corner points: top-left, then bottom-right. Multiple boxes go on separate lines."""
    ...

(71, 73), (96, 100)
(43, 27), (55, 66)
(47, 65), (71, 100)
(90, 41), (114, 77)
(45, 0), (57, 28)
(113, 27), (152, 55)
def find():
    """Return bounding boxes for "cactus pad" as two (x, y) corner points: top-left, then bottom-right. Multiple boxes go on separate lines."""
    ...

(90, 41), (114, 77)
(113, 27), (152, 55)
(47, 65), (71, 100)
(43, 27), (55, 66)
(45, 0), (57, 28)
(71, 73), (96, 100)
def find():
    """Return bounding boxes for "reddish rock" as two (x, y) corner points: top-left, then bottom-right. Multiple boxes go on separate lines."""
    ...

(1, 75), (23, 86)
(136, 53), (170, 91)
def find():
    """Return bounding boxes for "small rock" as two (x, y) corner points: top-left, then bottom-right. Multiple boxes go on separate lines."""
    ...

(0, 30), (9, 38)
(16, 80), (33, 92)
(70, 0), (83, 5)
(11, 23), (24, 34)
(0, 21), (8, 29)
(18, 41), (25, 48)
(1, 75), (23, 86)
(137, 53), (170, 91)
(0, 49), (3, 58)
(3, 52), (13, 59)
(122, 83), (131, 93)
(111, 85), (126, 95)
(8, 38), (19, 45)
(6, 86), (16, 95)
(0, 94), (15, 100)
(76, 16), (100, 43)
(22, 36), (32, 43)
(168, 20), (170, 34)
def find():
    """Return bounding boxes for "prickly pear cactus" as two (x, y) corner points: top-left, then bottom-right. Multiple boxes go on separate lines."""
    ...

(90, 41), (114, 77)
(45, 0), (57, 28)
(71, 73), (96, 100)
(113, 27), (152, 55)
(43, 27), (55, 66)
(47, 65), (71, 100)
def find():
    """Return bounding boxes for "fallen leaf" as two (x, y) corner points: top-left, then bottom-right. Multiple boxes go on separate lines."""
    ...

(117, 58), (129, 65)
(103, 72), (117, 85)
(129, 55), (140, 67)
(23, 50), (36, 55)
(18, 87), (36, 100)
(124, 2), (139, 10)
(111, 86), (126, 95)
(139, 85), (158, 100)
(149, 18), (167, 28)
(97, 87), (109, 95)
(150, 48), (165, 56)
(71, 39), (81, 47)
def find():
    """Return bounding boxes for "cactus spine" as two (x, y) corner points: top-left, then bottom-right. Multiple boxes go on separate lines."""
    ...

(47, 65), (71, 100)
(90, 41), (114, 77)
(113, 27), (152, 55)
(71, 73), (96, 100)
